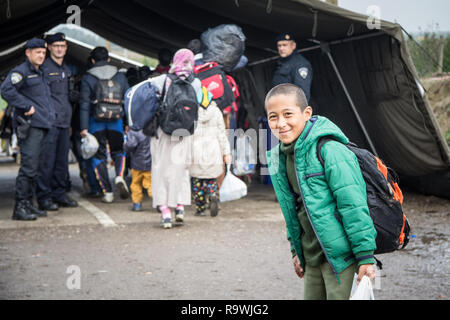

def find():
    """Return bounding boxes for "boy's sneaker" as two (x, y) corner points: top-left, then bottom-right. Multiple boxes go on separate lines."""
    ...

(175, 208), (184, 223)
(209, 194), (219, 217)
(132, 203), (142, 211)
(115, 176), (130, 199)
(161, 217), (172, 229)
(102, 192), (114, 203)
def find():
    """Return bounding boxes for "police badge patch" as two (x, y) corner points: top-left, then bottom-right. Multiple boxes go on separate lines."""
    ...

(298, 67), (308, 79)
(11, 72), (23, 84)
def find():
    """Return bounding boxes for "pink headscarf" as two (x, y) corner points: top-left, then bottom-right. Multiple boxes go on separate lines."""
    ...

(169, 48), (195, 79)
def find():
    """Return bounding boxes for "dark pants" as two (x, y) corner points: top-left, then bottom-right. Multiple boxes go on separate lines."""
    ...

(71, 130), (87, 174)
(87, 158), (101, 193)
(36, 126), (70, 203)
(89, 117), (126, 193)
(16, 127), (48, 201)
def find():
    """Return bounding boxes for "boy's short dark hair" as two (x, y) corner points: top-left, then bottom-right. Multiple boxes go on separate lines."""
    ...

(90, 47), (109, 63)
(265, 83), (308, 111)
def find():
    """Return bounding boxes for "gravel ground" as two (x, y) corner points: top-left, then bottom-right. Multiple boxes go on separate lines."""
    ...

(0, 161), (448, 300)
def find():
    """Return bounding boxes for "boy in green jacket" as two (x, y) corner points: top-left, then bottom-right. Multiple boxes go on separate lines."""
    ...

(265, 83), (377, 300)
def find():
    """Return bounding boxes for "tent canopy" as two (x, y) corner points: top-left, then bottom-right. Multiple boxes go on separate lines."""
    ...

(0, 0), (401, 59)
(0, 0), (449, 197)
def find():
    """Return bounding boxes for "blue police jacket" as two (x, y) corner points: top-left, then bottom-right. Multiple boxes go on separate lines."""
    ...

(272, 51), (313, 102)
(41, 57), (72, 128)
(79, 61), (129, 131)
(0, 58), (55, 129)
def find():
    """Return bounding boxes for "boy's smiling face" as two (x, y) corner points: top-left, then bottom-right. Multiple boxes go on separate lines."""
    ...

(266, 93), (312, 144)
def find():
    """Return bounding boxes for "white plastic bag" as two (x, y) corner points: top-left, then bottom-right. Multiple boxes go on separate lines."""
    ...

(81, 132), (99, 160)
(232, 134), (256, 176)
(219, 164), (247, 202)
(350, 275), (375, 300)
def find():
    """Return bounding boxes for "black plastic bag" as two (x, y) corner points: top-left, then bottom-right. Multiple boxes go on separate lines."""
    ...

(201, 24), (246, 72)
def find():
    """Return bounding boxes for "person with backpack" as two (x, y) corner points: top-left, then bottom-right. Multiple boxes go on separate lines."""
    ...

(193, 59), (241, 191)
(148, 48), (207, 229)
(79, 47), (130, 203)
(189, 94), (232, 217)
(265, 83), (377, 300)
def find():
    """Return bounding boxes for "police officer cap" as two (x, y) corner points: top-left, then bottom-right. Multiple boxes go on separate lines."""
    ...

(275, 32), (295, 43)
(46, 32), (66, 44)
(25, 38), (47, 49)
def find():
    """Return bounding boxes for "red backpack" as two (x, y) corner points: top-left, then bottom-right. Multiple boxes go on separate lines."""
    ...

(194, 62), (238, 114)
(226, 74), (240, 114)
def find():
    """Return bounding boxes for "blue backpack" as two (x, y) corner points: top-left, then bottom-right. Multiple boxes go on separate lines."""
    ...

(124, 79), (159, 131)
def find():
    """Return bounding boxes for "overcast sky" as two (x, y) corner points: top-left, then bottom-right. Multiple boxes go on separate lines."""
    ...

(338, 0), (450, 33)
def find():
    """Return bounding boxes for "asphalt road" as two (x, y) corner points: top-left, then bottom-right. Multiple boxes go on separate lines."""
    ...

(0, 159), (448, 300)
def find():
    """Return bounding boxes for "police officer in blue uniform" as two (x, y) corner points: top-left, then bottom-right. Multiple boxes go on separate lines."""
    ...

(36, 32), (78, 210)
(0, 38), (55, 220)
(272, 33), (313, 102)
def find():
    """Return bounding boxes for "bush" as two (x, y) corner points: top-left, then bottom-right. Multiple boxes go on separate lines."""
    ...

(407, 26), (449, 77)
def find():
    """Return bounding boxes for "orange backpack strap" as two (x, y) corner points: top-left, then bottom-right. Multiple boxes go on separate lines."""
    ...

(376, 158), (388, 180)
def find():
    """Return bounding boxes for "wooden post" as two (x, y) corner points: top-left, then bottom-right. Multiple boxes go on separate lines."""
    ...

(437, 35), (444, 74)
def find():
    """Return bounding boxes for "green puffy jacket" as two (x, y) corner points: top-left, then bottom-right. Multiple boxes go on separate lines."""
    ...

(267, 116), (377, 277)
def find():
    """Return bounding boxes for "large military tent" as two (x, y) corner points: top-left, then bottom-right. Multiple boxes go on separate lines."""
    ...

(0, 0), (449, 197)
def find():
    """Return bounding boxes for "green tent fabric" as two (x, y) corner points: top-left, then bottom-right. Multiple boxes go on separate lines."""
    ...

(0, 0), (449, 197)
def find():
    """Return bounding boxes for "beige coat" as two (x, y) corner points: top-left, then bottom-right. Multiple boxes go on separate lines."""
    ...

(151, 127), (192, 208)
(189, 103), (231, 179)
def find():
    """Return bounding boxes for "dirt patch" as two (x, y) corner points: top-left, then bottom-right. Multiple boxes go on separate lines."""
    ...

(421, 75), (450, 143)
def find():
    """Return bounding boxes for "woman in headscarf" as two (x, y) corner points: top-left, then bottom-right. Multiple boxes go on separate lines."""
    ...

(148, 48), (209, 229)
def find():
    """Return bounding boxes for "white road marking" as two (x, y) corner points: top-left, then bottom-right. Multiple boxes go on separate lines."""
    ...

(70, 192), (117, 228)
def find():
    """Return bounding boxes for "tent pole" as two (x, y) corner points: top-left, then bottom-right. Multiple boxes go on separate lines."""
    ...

(323, 46), (379, 157)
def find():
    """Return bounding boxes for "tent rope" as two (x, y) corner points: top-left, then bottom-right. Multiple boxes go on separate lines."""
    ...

(6, 0), (11, 19)
(234, 0), (271, 13)
(310, 8), (318, 38)
(266, 0), (272, 13)
(401, 26), (442, 70)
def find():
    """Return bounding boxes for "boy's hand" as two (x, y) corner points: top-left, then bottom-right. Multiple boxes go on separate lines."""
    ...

(293, 255), (304, 278)
(357, 264), (376, 284)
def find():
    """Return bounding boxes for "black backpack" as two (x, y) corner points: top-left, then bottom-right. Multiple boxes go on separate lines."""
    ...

(157, 74), (199, 137)
(317, 136), (410, 266)
(92, 75), (124, 122)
